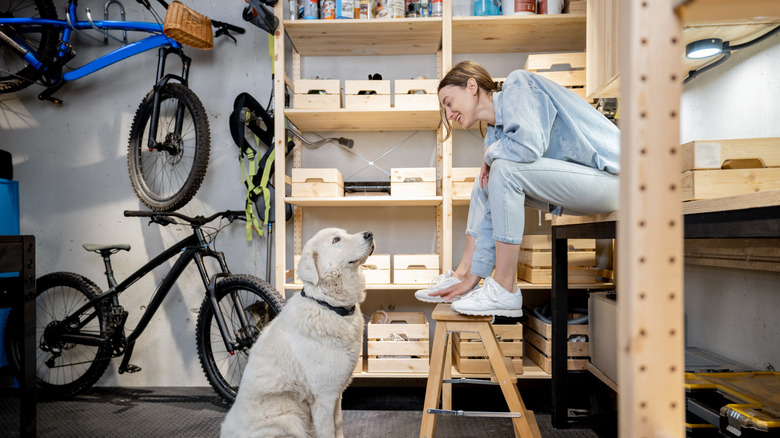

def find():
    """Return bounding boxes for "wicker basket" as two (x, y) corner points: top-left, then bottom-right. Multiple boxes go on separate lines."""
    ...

(163, 1), (213, 50)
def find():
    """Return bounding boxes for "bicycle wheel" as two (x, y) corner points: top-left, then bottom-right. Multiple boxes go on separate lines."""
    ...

(0, 0), (59, 93)
(195, 274), (284, 403)
(5, 272), (112, 400)
(127, 83), (210, 211)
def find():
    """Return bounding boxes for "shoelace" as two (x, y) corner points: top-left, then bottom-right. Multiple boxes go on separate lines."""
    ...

(427, 273), (449, 288)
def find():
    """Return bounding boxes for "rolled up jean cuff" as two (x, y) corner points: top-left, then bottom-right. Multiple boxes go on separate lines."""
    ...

(470, 260), (494, 279)
(493, 234), (523, 245)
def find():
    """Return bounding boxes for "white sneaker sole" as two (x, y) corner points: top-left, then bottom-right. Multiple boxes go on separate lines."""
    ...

(451, 307), (523, 318)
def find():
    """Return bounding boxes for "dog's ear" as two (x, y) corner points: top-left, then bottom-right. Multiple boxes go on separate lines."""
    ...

(297, 248), (320, 285)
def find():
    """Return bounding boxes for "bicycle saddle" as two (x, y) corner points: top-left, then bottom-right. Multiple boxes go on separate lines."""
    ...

(83, 244), (131, 253)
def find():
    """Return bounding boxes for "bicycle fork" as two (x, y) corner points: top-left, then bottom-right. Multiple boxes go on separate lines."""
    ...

(146, 45), (191, 155)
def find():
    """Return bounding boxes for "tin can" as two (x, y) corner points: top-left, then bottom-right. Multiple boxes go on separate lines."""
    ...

(303, 0), (318, 19)
(358, 0), (372, 18)
(322, 0), (336, 18)
(504, 0), (535, 15)
(431, 0), (442, 17)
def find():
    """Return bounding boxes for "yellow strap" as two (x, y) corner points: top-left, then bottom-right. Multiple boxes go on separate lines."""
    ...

(268, 34), (274, 75)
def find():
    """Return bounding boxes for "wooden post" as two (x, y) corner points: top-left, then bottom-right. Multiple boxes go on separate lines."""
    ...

(618, 0), (685, 437)
(273, 1), (286, 293)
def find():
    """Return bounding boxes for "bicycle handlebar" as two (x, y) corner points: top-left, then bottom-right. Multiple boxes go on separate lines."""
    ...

(124, 210), (247, 226)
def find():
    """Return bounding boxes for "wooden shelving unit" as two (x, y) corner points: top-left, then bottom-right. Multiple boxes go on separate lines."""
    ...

(452, 14), (586, 53)
(284, 108), (441, 131)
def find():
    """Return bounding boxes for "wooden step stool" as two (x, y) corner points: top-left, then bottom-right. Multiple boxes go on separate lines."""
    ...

(420, 304), (541, 438)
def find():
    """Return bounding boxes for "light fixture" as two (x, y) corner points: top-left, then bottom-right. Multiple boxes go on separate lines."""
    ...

(685, 38), (725, 59)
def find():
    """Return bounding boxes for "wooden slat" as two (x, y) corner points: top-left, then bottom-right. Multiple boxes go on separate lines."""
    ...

(284, 108), (441, 131)
(452, 14), (586, 54)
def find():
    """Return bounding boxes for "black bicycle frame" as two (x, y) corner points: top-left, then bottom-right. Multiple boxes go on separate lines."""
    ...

(49, 229), (228, 372)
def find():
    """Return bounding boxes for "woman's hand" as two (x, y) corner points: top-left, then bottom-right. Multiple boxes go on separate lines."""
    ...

(479, 159), (490, 189)
(430, 274), (481, 301)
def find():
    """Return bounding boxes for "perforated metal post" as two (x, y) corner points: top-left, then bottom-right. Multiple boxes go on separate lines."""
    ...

(617, 0), (685, 436)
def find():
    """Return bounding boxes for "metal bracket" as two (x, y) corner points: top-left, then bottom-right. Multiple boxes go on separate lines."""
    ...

(427, 409), (522, 418)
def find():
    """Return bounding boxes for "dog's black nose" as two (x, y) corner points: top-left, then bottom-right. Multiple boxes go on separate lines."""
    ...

(363, 232), (373, 240)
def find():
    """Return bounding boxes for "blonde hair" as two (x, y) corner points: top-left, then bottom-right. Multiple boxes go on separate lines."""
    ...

(438, 61), (501, 140)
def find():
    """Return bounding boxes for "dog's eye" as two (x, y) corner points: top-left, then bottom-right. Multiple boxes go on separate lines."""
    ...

(332, 236), (341, 244)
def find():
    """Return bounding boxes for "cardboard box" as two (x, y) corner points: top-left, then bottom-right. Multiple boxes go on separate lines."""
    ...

(344, 80), (391, 109)
(293, 79), (341, 109)
(291, 168), (344, 197)
(394, 79), (439, 110)
(390, 167), (437, 197)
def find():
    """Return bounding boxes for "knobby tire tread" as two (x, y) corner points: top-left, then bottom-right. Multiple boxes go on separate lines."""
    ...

(0, 0), (59, 93)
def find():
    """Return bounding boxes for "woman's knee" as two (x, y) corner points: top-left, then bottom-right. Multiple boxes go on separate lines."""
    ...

(488, 159), (523, 193)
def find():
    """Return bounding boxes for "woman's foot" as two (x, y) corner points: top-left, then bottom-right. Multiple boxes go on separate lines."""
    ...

(451, 277), (523, 317)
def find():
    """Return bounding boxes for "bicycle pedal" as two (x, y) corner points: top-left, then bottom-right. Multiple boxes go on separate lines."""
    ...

(123, 364), (142, 373)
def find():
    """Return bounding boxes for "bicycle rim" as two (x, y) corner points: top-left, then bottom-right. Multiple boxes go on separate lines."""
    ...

(196, 275), (284, 403)
(127, 83), (210, 211)
(0, 0), (59, 93)
(29, 272), (111, 399)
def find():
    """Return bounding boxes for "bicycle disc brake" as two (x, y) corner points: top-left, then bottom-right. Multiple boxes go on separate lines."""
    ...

(108, 306), (129, 357)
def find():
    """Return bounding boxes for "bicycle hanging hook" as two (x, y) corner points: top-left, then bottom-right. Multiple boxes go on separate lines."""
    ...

(104, 0), (128, 45)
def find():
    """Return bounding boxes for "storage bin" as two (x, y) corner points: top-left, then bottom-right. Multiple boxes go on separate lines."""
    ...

(451, 167), (479, 199)
(588, 292), (617, 382)
(0, 178), (20, 235)
(293, 79), (342, 109)
(367, 311), (429, 373)
(291, 168), (344, 197)
(523, 310), (589, 374)
(517, 235), (605, 284)
(680, 137), (780, 171)
(344, 80), (390, 109)
(393, 254), (439, 285)
(393, 79), (439, 110)
(453, 322), (524, 374)
(681, 167), (780, 201)
(390, 167), (436, 197)
(524, 52), (588, 101)
(361, 254), (391, 285)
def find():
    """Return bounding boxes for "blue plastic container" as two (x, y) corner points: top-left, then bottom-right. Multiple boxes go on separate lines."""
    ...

(474, 0), (501, 16)
(0, 178), (20, 369)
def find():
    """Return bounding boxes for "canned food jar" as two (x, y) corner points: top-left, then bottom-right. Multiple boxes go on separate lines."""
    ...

(474, 0), (500, 16)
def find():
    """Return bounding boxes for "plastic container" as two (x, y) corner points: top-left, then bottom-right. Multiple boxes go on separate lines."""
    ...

(303, 0), (318, 19)
(336, 0), (354, 18)
(503, 0), (536, 15)
(538, 0), (563, 14)
(474, 0), (501, 16)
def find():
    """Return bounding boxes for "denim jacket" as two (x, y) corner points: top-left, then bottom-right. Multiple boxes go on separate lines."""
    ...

(483, 69), (620, 175)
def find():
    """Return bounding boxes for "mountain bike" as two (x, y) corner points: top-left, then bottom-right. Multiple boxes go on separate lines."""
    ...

(3, 209), (284, 403)
(0, 0), (244, 211)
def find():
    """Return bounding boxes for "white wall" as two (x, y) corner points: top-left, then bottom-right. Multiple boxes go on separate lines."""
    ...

(679, 32), (780, 371)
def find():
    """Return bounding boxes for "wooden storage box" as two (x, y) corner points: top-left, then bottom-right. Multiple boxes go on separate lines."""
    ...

(393, 254), (439, 284)
(518, 235), (604, 284)
(452, 167), (480, 199)
(453, 323), (524, 375)
(344, 80), (391, 109)
(680, 137), (780, 171)
(523, 52), (588, 101)
(293, 79), (341, 109)
(681, 168), (780, 201)
(367, 312), (429, 373)
(523, 310), (589, 374)
(390, 167), (437, 197)
(291, 168), (344, 197)
(361, 254), (391, 285)
(394, 79), (439, 110)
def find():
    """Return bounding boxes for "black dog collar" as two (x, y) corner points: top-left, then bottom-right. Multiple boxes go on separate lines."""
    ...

(300, 289), (355, 317)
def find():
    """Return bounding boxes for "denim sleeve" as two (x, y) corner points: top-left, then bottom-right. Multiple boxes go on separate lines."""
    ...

(483, 74), (557, 166)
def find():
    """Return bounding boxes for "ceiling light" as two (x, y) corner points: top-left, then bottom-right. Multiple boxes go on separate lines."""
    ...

(686, 38), (725, 59)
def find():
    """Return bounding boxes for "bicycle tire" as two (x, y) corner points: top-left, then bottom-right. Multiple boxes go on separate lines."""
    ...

(127, 83), (211, 211)
(195, 274), (285, 404)
(0, 0), (59, 93)
(5, 272), (112, 400)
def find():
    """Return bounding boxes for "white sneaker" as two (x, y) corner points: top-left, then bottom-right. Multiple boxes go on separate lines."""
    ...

(414, 271), (461, 303)
(450, 277), (523, 317)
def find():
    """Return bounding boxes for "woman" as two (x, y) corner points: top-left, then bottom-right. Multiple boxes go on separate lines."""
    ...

(414, 60), (620, 317)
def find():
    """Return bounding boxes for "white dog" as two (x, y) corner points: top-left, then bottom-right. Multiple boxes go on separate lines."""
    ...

(221, 228), (374, 438)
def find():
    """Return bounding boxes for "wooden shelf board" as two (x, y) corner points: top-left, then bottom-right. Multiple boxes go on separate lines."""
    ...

(284, 18), (443, 56)
(285, 283), (439, 291)
(285, 280), (612, 291)
(676, 0), (780, 26)
(587, 362), (618, 392)
(285, 196), (442, 206)
(285, 108), (442, 132)
(452, 14), (586, 54)
(682, 21), (779, 74)
(452, 196), (470, 206)
(352, 359), (551, 379)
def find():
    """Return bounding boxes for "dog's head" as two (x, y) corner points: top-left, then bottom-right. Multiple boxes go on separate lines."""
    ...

(297, 228), (375, 305)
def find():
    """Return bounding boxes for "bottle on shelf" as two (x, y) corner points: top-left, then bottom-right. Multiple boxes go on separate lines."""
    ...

(474, 0), (501, 16)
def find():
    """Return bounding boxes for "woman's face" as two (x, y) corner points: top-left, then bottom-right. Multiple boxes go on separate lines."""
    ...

(439, 82), (478, 130)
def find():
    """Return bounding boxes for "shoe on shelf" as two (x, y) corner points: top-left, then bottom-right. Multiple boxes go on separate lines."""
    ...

(414, 270), (461, 303)
(450, 277), (523, 318)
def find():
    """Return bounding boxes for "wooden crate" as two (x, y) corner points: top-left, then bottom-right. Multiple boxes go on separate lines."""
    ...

(518, 248), (596, 268)
(565, 0), (587, 14)
(293, 79), (341, 109)
(367, 312), (429, 373)
(453, 323), (524, 374)
(390, 167), (437, 197)
(523, 311), (589, 374)
(393, 254), (439, 284)
(394, 79), (439, 110)
(291, 168), (344, 197)
(518, 234), (603, 284)
(361, 254), (391, 285)
(452, 167), (479, 199)
(681, 168), (780, 201)
(344, 80), (391, 109)
(520, 234), (596, 251)
(523, 52), (589, 101)
(518, 265), (605, 284)
(680, 137), (780, 171)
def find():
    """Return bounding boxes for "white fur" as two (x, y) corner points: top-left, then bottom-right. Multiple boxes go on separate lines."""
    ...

(221, 228), (374, 438)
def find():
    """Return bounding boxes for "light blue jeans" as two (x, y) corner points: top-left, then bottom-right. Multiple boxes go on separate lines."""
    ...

(466, 158), (619, 278)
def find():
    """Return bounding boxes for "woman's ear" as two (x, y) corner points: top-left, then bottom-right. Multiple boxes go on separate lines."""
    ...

(467, 77), (478, 95)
